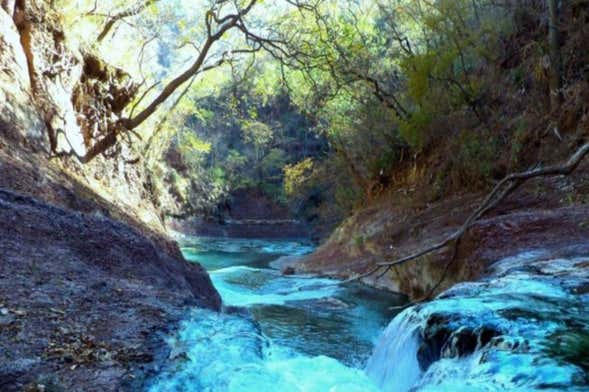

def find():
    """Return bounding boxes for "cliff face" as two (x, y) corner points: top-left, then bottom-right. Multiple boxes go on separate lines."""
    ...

(0, 2), (222, 390)
(5, 0), (137, 159)
(0, 1), (165, 233)
(0, 1), (45, 150)
(0, 189), (220, 391)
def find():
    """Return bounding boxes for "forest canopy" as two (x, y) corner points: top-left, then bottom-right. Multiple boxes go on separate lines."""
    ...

(52, 0), (575, 226)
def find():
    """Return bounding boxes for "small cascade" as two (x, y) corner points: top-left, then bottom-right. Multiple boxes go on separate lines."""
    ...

(365, 308), (423, 392)
(365, 248), (589, 391)
(152, 235), (589, 391)
(148, 309), (382, 391)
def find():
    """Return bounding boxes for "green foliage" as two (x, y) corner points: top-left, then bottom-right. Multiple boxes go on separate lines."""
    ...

(62, 0), (524, 225)
(225, 149), (248, 184)
(241, 120), (274, 149)
(402, 53), (436, 104)
(153, 69), (324, 211)
(168, 168), (189, 203)
(399, 109), (432, 149)
(178, 132), (212, 155)
(334, 182), (362, 212)
(261, 149), (288, 180)
(284, 158), (315, 197)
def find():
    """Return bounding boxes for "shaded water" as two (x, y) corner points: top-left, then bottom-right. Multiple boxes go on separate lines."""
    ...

(148, 236), (405, 391)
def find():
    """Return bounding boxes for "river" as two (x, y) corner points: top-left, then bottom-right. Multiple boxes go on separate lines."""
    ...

(147, 237), (589, 391)
(147, 236), (405, 391)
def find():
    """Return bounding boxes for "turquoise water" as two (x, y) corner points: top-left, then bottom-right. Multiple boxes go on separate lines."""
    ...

(147, 237), (589, 391)
(366, 250), (589, 392)
(148, 236), (405, 391)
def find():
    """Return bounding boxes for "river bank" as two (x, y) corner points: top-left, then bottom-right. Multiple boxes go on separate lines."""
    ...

(0, 189), (220, 391)
(297, 174), (589, 299)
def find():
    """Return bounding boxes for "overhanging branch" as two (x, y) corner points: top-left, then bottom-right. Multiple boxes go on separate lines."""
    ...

(343, 142), (589, 288)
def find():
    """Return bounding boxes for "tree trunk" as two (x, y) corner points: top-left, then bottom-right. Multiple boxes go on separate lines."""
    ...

(548, 0), (563, 109)
(332, 137), (368, 191)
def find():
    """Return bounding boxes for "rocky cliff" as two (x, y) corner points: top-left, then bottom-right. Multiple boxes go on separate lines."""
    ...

(0, 1), (165, 233)
(0, 189), (221, 391)
(0, 1), (222, 390)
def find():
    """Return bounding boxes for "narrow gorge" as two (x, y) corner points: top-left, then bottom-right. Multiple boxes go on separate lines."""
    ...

(1, 0), (588, 391)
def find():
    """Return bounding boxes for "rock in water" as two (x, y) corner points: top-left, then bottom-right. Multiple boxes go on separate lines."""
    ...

(366, 248), (589, 391)
(281, 266), (296, 275)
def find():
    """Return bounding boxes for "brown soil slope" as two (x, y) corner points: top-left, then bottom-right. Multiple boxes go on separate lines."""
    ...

(300, 175), (589, 299)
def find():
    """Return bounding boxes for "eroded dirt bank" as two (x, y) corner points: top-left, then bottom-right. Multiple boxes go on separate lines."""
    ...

(168, 188), (310, 239)
(0, 189), (221, 391)
(299, 175), (589, 299)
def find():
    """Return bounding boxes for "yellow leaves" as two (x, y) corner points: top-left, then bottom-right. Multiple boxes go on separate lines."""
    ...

(283, 158), (314, 196)
(146, 1), (161, 17)
(179, 132), (212, 154)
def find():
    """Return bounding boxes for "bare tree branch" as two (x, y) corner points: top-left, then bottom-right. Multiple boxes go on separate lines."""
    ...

(342, 142), (589, 286)
(96, 0), (158, 43)
(121, 0), (258, 131)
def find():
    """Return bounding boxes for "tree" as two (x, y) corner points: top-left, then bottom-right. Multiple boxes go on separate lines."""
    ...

(73, 0), (300, 162)
(547, 0), (562, 109)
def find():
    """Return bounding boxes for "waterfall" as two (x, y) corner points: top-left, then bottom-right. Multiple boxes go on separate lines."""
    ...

(364, 251), (589, 392)
(365, 308), (423, 392)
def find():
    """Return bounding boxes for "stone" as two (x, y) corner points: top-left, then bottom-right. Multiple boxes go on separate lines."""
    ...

(282, 266), (296, 275)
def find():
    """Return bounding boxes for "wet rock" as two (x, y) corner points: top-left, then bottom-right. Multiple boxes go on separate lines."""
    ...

(417, 314), (452, 371)
(282, 266), (296, 275)
(370, 247), (589, 390)
(314, 297), (350, 310)
(572, 283), (589, 295)
(223, 305), (252, 318)
(269, 255), (301, 270)
(441, 326), (499, 358)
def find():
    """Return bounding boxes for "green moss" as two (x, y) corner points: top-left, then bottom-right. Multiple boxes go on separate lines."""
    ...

(545, 330), (589, 376)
